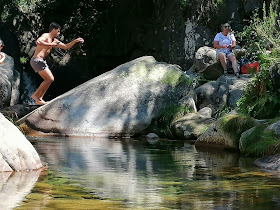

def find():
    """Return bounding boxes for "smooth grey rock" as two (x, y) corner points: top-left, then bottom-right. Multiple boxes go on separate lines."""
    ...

(254, 153), (280, 171)
(267, 120), (280, 135)
(18, 56), (192, 137)
(198, 107), (212, 118)
(0, 113), (42, 171)
(146, 133), (159, 139)
(194, 81), (229, 115)
(193, 46), (217, 73)
(0, 54), (20, 108)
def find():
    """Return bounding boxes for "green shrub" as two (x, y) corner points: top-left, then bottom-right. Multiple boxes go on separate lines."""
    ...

(237, 0), (280, 119)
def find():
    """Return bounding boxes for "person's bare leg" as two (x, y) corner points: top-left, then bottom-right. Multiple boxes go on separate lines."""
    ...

(218, 53), (227, 73)
(228, 54), (238, 73)
(228, 54), (239, 77)
(31, 68), (54, 105)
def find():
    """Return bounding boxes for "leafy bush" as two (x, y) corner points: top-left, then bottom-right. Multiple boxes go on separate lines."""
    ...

(237, 0), (280, 119)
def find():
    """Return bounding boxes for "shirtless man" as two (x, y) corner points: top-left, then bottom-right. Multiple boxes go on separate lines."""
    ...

(30, 22), (84, 105)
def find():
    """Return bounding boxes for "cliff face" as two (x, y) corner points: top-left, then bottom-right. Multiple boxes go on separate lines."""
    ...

(0, 0), (265, 100)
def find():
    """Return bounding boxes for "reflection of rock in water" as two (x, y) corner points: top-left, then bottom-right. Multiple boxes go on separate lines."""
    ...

(32, 138), (162, 207)
(0, 170), (41, 210)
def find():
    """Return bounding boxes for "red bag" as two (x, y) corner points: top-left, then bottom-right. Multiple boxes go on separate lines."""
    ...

(241, 62), (260, 74)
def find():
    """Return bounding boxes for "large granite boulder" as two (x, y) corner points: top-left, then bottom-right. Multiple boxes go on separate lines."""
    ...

(18, 56), (192, 137)
(217, 74), (253, 108)
(0, 113), (42, 171)
(194, 80), (229, 115)
(193, 46), (217, 73)
(0, 54), (20, 108)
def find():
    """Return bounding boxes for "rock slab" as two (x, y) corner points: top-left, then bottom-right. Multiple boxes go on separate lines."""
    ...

(18, 56), (191, 137)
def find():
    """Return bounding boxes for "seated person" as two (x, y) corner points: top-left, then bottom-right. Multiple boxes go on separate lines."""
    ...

(214, 23), (240, 78)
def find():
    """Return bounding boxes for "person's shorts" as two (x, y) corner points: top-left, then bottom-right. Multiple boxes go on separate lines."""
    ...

(216, 50), (234, 59)
(30, 57), (49, 72)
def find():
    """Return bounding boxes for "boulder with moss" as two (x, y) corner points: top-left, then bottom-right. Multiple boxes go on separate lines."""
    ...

(196, 114), (256, 151)
(240, 123), (280, 157)
(18, 56), (192, 137)
(172, 112), (215, 139)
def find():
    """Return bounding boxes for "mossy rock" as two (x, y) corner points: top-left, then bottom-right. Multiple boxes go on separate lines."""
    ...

(240, 124), (280, 157)
(146, 104), (191, 138)
(196, 114), (256, 151)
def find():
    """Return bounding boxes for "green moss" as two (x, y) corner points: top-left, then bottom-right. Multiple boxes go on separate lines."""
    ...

(147, 104), (190, 138)
(160, 70), (192, 88)
(219, 114), (256, 144)
(240, 124), (280, 157)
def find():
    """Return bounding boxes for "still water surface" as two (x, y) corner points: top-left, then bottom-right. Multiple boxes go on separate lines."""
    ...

(16, 137), (280, 209)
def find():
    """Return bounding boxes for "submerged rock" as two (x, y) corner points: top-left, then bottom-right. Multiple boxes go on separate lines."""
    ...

(0, 113), (42, 171)
(18, 56), (192, 137)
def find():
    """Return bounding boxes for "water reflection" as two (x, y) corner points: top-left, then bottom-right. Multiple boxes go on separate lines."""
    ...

(0, 170), (41, 210)
(28, 137), (280, 209)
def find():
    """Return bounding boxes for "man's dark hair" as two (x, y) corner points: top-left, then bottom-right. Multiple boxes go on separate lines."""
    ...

(49, 22), (61, 32)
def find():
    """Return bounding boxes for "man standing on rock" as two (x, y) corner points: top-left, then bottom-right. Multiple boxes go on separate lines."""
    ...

(30, 22), (84, 105)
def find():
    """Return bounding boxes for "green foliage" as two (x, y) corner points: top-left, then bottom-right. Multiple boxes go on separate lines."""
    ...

(237, 64), (280, 119)
(240, 124), (280, 157)
(148, 104), (190, 138)
(237, 1), (280, 62)
(16, 0), (40, 13)
(237, 0), (280, 119)
(160, 71), (192, 88)
(220, 114), (256, 143)
(214, 106), (233, 119)
(20, 56), (28, 64)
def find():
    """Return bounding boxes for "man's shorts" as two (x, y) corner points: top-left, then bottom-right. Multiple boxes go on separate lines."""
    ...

(30, 57), (49, 72)
(216, 50), (234, 59)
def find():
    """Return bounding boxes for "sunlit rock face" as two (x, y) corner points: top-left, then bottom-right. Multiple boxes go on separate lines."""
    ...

(19, 56), (192, 137)
(0, 113), (42, 171)
(0, 54), (20, 108)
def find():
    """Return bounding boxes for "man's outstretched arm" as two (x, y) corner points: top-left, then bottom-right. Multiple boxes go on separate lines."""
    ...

(57, 38), (84, 50)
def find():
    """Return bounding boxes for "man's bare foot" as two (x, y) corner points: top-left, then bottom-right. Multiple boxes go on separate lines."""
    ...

(35, 99), (48, 105)
(31, 95), (48, 105)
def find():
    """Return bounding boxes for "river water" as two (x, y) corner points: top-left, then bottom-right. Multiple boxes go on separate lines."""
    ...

(13, 137), (280, 209)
